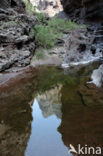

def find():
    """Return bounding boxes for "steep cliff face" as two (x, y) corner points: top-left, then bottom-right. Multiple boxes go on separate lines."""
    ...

(61, 0), (103, 22)
(0, 0), (36, 71)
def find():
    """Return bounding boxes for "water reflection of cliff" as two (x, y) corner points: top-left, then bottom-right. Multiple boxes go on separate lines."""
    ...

(58, 80), (103, 150)
(0, 69), (35, 156)
(37, 65), (103, 151)
(36, 85), (62, 119)
(0, 102), (32, 156)
(0, 64), (103, 156)
(34, 65), (103, 153)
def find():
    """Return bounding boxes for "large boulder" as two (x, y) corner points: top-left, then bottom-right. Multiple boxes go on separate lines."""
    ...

(61, 0), (103, 22)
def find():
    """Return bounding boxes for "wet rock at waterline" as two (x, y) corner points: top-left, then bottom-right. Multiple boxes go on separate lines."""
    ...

(90, 64), (103, 88)
(0, 1), (36, 72)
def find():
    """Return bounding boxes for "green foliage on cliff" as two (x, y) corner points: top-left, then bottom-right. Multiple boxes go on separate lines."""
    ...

(47, 18), (79, 32)
(36, 13), (47, 24)
(34, 24), (62, 48)
(32, 16), (83, 49)
(23, 0), (36, 14)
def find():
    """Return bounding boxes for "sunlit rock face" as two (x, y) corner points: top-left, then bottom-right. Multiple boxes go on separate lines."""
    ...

(30, 0), (63, 17)
(61, 0), (103, 22)
(36, 85), (62, 118)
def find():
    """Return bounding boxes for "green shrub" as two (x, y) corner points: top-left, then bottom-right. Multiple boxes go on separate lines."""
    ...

(34, 24), (62, 48)
(47, 18), (80, 32)
(33, 17), (82, 49)
(36, 13), (47, 24)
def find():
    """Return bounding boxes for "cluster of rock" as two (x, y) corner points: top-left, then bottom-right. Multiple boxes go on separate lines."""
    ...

(61, 0), (103, 23)
(0, 0), (36, 71)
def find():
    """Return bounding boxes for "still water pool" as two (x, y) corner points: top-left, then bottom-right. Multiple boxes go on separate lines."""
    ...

(0, 62), (103, 156)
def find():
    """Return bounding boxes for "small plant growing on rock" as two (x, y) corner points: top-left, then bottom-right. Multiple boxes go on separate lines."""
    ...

(36, 13), (47, 24)
(18, 21), (23, 25)
(7, 21), (15, 25)
(35, 49), (45, 59)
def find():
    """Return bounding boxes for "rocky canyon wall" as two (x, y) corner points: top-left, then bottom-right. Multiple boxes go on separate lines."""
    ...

(0, 0), (25, 13)
(61, 0), (103, 23)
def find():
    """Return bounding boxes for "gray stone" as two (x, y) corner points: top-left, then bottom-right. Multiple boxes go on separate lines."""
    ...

(91, 64), (103, 87)
(0, 1), (36, 71)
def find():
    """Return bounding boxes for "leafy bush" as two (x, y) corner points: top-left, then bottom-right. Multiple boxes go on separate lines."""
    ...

(47, 18), (79, 32)
(34, 24), (62, 48)
(33, 16), (83, 49)
(36, 13), (47, 24)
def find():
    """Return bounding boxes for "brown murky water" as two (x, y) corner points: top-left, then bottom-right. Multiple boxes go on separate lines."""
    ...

(0, 62), (103, 156)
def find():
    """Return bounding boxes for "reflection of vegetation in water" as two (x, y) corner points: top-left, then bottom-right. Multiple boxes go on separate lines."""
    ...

(35, 66), (77, 94)
(0, 63), (103, 156)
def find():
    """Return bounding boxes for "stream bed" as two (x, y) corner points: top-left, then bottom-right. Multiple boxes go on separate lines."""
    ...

(0, 62), (103, 156)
